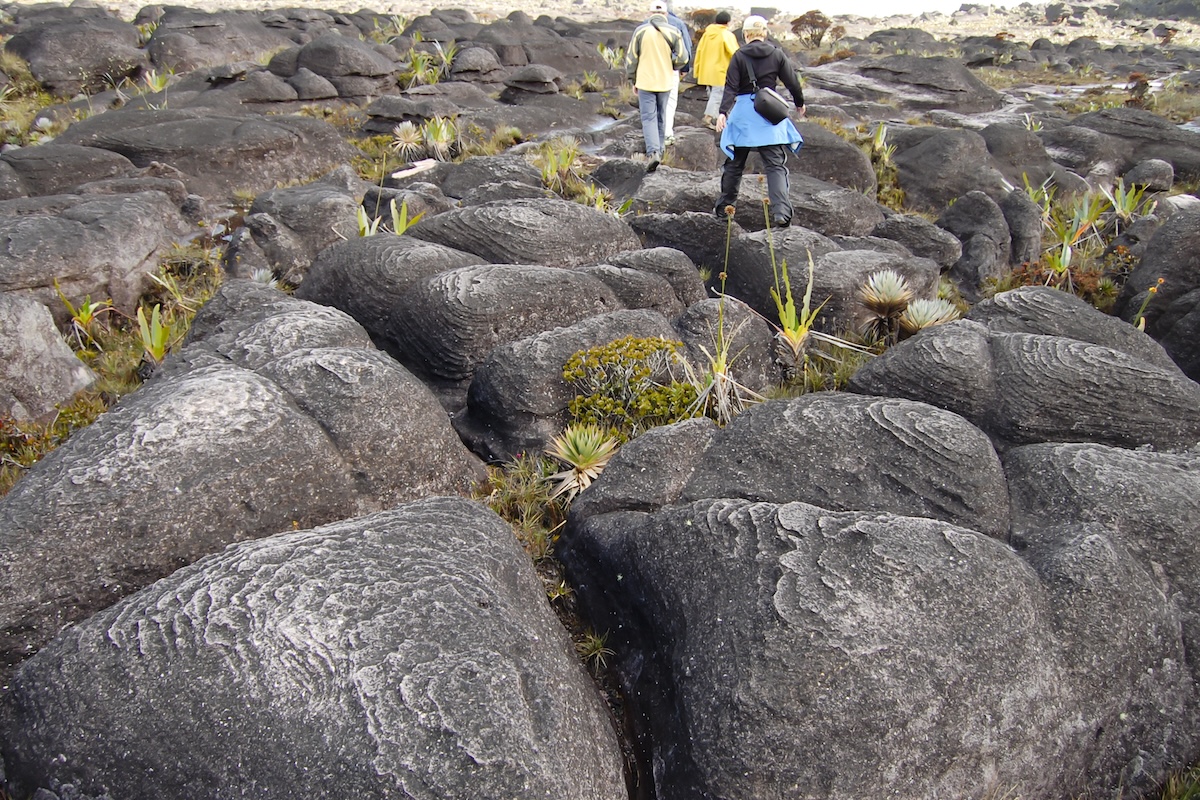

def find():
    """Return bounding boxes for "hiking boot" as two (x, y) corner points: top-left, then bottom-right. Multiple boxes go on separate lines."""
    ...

(664, 135), (676, 147)
(701, 115), (716, 129)
(647, 155), (661, 173)
(772, 215), (791, 229)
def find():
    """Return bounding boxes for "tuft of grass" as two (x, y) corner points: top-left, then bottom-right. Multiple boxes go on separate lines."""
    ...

(1, 241), (222, 496)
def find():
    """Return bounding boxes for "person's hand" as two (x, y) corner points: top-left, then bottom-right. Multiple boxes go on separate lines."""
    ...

(715, 113), (727, 133)
(795, 104), (807, 118)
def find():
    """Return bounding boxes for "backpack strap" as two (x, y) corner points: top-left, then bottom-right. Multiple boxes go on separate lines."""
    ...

(736, 49), (760, 93)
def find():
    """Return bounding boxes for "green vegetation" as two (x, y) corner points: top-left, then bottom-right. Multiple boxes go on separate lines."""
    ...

(545, 423), (618, 502)
(563, 336), (697, 441)
(990, 175), (1157, 312)
(1, 242), (222, 496)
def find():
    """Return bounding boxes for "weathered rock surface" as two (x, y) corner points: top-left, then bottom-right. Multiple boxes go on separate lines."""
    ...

(1, 497), (627, 800)
(0, 294), (96, 422)
(407, 198), (641, 267)
(0, 281), (484, 680)
(384, 263), (623, 405)
(848, 316), (1200, 451)
(0, 191), (188, 326)
(562, 497), (1150, 800)
(55, 108), (358, 200)
(571, 393), (1010, 538)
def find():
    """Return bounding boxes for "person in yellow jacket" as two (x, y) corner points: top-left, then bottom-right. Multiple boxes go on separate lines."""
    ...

(626, 0), (689, 172)
(694, 10), (738, 129)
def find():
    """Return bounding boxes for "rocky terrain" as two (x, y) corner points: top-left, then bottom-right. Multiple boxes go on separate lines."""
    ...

(2, 0), (1200, 798)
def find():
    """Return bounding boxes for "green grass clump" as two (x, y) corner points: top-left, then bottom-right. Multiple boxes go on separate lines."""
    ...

(563, 335), (698, 442)
(0, 242), (223, 497)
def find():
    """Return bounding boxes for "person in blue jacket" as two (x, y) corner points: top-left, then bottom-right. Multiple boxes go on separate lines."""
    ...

(713, 15), (806, 228)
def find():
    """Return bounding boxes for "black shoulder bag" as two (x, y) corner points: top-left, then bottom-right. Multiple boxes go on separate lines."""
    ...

(737, 49), (790, 125)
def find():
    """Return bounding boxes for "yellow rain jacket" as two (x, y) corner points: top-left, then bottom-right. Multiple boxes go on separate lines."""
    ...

(626, 14), (688, 92)
(693, 23), (739, 88)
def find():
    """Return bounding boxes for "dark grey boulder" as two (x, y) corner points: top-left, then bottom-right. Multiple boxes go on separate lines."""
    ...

(0, 144), (137, 197)
(449, 44), (507, 82)
(1007, 442), (1200, 695)
(893, 128), (1008, 212)
(474, 17), (606, 72)
(859, 55), (1005, 113)
(937, 190), (1012, 301)
(628, 167), (884, 236)
(236, 166), (364, 286)
(871, 213), (963, 268)
(674, 296), (778, 394)
(424, 134), (530, 185)
(1035, 122), (1126, 178)
(1072, 107), (1200, 180)
(455, 309), (680, 461)
(561, 498), (1080, 799)
(460, 179), (556, 205)
(806, 54), (1003, 114)
(999, 188), (1044, 266)
(384, 263), (623, 405)
(1116, 209), (1200, 335)
(969, 285), (1182, 373)
(5, 17), (146, 96)
(979, 122), (1080, 191)
(287, 66), (339, 99)
(848, 317), (1200, 451)
(0, 191), (188, 327)
(1012, 517), (1196, 799)
(0, 161), (26, 200)
(1154, 288), (1200, 382)
(146, 10), (298, 72)
(296, 32), (398, 77)
(55, 108), (358, 201)
(577, 264), (684, 319)
(0, 281), (484, 679)
(296, 233), (485, 340)
(0, 294), (95, 422)
(1124, 157), (1174, 190)
(1, 497), (626, 800)
(790, 122), (877, 193)
(606, 247), (708, 308)
(407, 198), (640, 267)
(630, 211), (742, 280)
(502, 63), (564, 94)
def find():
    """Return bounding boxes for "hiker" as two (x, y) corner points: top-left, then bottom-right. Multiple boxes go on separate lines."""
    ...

(694, 10), (738, 129)
(626, 0), (689, 172)
(662, 1), (695, 146)
(713, 15), (806, 228)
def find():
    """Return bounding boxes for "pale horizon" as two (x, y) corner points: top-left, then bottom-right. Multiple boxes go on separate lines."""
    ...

(716, 0), (1037, 19)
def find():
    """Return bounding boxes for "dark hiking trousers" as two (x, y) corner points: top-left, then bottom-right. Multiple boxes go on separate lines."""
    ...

(714, 143), (793, 224)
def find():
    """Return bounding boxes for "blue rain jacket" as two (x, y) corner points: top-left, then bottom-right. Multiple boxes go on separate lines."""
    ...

(719, 94), (803, 159)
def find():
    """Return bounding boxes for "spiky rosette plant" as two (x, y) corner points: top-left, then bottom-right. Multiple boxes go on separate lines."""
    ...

(423, 116), (459, 161)
(546, 424), (618, 503)
(860, 269), (914, 344)
(898, 298), (961, 339)
(390, 121), (425, 161)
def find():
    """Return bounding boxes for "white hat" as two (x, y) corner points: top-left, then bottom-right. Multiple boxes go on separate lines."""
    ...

(742, 15), (769, 33)
(649, 0), (667, 13)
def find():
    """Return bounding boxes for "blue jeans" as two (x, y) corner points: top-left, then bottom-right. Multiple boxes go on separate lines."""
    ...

(638, 89), (669, 158)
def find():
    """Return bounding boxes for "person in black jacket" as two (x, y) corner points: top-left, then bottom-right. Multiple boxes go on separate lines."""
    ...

(713, 15), (805, 228)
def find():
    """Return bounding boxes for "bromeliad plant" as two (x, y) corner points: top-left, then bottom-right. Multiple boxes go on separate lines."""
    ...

(860, 269), (914, 346)
(545, 423), (619, 503)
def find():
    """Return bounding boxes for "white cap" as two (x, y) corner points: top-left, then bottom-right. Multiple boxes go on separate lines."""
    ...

(742, 15), (769, 33)
(649, 0), (667, 13)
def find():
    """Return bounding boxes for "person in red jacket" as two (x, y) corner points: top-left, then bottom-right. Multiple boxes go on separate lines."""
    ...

(714, 15), (805, 227)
